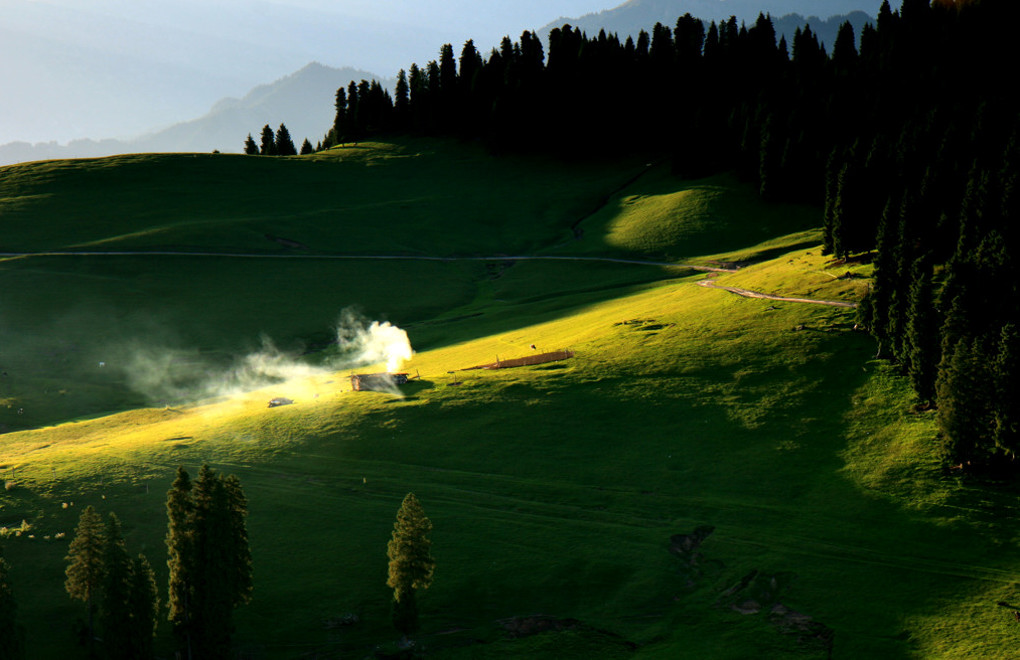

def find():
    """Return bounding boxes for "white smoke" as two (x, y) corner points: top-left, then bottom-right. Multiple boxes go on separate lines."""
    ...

(336, 310), (413, 373)
(117, 309), (414, 404)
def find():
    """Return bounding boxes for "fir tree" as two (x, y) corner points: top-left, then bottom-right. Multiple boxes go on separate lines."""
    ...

(0, 545), (25, 660)
(65, 505), (106, 653)
(936, 336), (993, 466)
(166, 466), (251, 660)
(822, 148), (841, 254)
(347, 81), (362, 142)
(275, 123), (297, 156)
(166, 467), (195, 657)
(127, 555), (159, 660)
(394, 69), (410, 129)
(831, 21), (859, 73)
(243, 134), (259, 155)
(386, 493), (435, 642)
(993, 323), (1020, 459)
(300, 138), (314, 155)
(100, 513), (134, 660)
(905, 254), (940, 404)
(259, 124), (275, 156)
(333, 86), (347, 144)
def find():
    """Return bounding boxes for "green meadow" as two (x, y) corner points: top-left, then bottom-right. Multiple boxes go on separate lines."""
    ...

(1, 140), (1019, 658)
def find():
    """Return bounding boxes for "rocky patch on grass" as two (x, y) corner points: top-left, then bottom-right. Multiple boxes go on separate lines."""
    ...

(669, 524), (715, 587)
(769, 603), (835, 654)
(497, 615), (637, 651)
(668, 527), (834, 657)
(716, 568), (834, 656)
(499, 615), (581, 638)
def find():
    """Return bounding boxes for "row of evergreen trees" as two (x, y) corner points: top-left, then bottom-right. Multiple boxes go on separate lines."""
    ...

(243, 123), (314, 156)
(304, 0), (1016, 473)
(0, 465), (252, 660)
(1, 476), (437, 657)
(165, 465), (252, 659)
(63, 506), (159, 659)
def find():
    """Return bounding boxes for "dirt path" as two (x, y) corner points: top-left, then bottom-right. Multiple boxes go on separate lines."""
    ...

(697, 279), (857, 308)
(0, 250), (736, 273)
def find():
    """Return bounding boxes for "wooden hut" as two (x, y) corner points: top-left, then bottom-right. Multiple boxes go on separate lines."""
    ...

(350, 373), (409, 392)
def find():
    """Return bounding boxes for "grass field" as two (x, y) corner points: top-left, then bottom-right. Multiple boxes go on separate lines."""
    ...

(2, 140), (1019, 658)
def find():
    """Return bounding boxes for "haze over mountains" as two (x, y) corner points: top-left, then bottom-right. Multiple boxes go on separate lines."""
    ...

(0, 64), (389, 165)
(543, 0), (885, 31)
(1, 0), (883, 165)
(538, 0), (882, 49)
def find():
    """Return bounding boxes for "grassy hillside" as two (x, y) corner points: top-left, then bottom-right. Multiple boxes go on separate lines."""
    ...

(2, 141), (1019, 659)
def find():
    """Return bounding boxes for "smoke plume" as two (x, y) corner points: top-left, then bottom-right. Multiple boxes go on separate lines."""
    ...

(117, 309), (413, 405)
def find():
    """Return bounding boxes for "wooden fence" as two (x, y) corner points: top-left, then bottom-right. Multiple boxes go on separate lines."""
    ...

(463, 350), (575, 371)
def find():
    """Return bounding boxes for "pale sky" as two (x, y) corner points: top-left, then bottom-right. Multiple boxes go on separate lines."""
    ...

(0, 0), (614, 145)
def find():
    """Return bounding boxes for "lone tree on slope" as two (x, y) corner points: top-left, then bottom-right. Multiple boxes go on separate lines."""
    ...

(386, 492), (435, 644)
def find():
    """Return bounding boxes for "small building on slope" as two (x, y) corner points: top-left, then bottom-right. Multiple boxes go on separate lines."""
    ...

(350, 373), (409, 392)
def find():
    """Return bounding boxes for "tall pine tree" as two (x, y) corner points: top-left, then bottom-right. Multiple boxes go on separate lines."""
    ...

(65, 505), (106, 653)
(166, 467), (195, 658)
(259, 124), (275, 156)
(166, 465), (252, 660)
(128, 555), (159, 660)
(904, 254), (941, 404)
(275, 124), (297, 156)
(243, 134), (259, 155)
(100, 513), (134, 660)
(386, 493), (435, 643)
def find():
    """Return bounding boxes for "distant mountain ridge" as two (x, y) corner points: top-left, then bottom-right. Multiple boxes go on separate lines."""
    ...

(540, 0), (883, 46)
(0, 63), (387, 166)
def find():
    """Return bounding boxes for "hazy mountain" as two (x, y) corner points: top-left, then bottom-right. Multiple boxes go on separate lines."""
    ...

(135, 63), (391, 154)
(0, 0), (613, 148)
(540, 0), (884, 44)
(0, 63), (386, 166)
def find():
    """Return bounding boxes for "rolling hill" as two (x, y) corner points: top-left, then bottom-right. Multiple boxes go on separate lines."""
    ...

(2, 141), (1018, 658)
(0, 63), (388, 166)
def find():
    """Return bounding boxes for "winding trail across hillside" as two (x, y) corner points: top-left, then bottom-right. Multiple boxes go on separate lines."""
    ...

(697, 279), (857, 308)
(0, 249), (735, 272)
(2, 249), (857, 306)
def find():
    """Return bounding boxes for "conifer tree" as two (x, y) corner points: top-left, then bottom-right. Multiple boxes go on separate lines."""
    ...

(166, 467), (195, 656)
(0, 545), (25, 660)
(936, 337), (993, 466)
(300, 139), (314, 155)
(275, 123), (297, 156)
(166, 465), (251, 660)
(220, 474), (253, 613)
(127, 555), (159, 660)
(831, 21), (859, 72)
(100, 513), (134, 660)
(905, 254), (940, 404)
(347, 81), (362, 142)
(333, 86), (347, 144)
(993, 323), (1020, 460)
(243, 134), (259, 155)
(386, 493), (435, 642)
(822, 148), (841, 254)
(394, 68), (410, 129)
(65, 505), (105, 653)
(259, 124), (275, 156)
